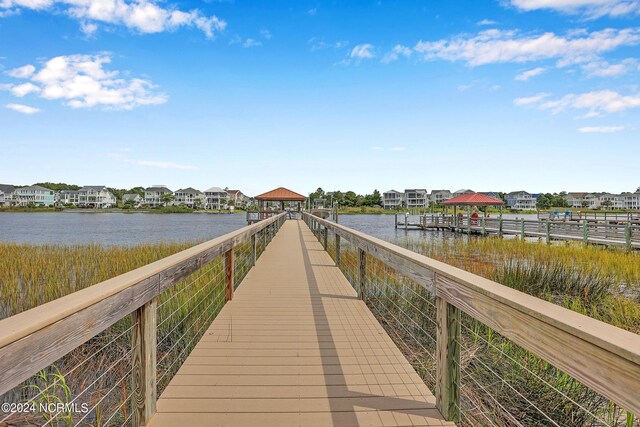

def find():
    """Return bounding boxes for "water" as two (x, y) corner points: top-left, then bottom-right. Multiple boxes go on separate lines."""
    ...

(0, 212), (247, 245)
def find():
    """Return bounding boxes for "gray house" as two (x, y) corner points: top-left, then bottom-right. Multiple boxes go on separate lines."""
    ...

(174, 187), (205, 208)
(77, 186), (116, 208)
(123, 193), (143, 207)
(0, 184), (16, 207)
(204, 187), (228, 210)
(145, 186), (173, 207)
(383, 190), (403, 209)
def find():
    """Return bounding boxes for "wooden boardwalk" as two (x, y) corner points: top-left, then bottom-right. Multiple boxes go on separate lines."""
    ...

(147, 220), (453, 427)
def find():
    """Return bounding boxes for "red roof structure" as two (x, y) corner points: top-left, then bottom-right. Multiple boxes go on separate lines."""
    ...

(255, 187), (306, 202)
(442, 193), (504, 206)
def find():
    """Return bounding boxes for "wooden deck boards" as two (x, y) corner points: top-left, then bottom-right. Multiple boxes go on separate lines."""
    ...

(148, 220), (453, 427)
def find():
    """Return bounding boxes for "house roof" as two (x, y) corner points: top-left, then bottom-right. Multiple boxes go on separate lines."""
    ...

(226, 189), (241, 195)
(123, 194), (141, 201)
(506, 190), (531, 196)
(205, 186), (226, 193)
(567, 192), (588, 198)
(430, 190), (451, 194)
(146, 186), (172, 192)
(454, 189), (473, 194)
(442, 192), (504, 206)
(175, 187), (203, 195)
(255, 187), (306, 201)
(79, 185), (107, 191)
(384, 190), (401, 194)
(0, 184), (15, 193)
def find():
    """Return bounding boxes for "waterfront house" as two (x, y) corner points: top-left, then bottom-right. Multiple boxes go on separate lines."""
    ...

(174, 187), (205, 208)
(77, 186), (116, 208)
(0, 184), (16, 207)
(57, 190), (79, 206)
(404, 189), (428, 209)
(505, 191), (536, 210)
(14, 185), (55, 207)
(145, 186), (173, 207)
(566, 192), (588, 208)
(383, 190), (404, 209)
(429, 190), (453, 205)
(453, 189), (474, 198)
(122, 193), (143, 208)
(599, 193), (624, 209)
(226, 189), (249, 208)
(622, 191), (640, 210)
(204, 187), (228, 210)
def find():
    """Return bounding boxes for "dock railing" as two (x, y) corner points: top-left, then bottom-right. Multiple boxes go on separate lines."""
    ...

(0, 212), (286, 426)
(304, 212), (640, 425)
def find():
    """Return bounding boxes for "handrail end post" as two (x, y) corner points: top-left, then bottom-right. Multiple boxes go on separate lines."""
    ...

(435, 291), (460, 423)
(131, 297), (157, 426)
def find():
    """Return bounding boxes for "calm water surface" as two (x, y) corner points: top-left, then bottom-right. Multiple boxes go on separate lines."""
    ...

(0, 212), (540, 246)
(0, 212), (246, 245)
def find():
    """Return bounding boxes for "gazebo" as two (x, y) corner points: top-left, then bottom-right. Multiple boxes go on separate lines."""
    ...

(442, 193), (505, 227)
(254, 187), (307, 216)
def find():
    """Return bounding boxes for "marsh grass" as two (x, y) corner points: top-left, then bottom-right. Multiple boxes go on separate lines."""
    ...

(324, 231), (639, 426)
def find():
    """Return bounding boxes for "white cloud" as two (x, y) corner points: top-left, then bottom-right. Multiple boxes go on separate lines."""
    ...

(514, 92), (550, 105)
(7, 64), (35, 78)
(260, 29), (271, 39)
(0, 0), (226, 38)
(80, 21), (98, 36)
(413, 28), (640, 66)
(391, 147), (406, 151)
(6, 103), (40, 114)
(307, 8), (317, 16)
(477, 19), (498, 25)
(308, 37), (348, 51)
(582, 58), (638, 77)
(350, 43), (375, 59)
(578, 125), (625, 133)
(381, 44), (412, 63)
(509, 0), (640, 18)
(515, 66), (546, 81)
(10, 82), (40, 97)
(3, 53), (167, 110)
(243, 38), (261, 48)
(517, 89), (640, 115)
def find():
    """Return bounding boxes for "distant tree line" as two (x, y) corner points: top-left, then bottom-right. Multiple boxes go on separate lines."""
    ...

(536, 192), (570, 209)
(309, 188), (382, 208)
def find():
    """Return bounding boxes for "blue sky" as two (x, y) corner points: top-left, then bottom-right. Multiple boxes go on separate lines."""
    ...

(0, 0), (639, 196)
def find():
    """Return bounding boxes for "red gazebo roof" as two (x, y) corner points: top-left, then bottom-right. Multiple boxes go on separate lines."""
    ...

(255, 187), (306, 201)
(442, 193), (504, 206)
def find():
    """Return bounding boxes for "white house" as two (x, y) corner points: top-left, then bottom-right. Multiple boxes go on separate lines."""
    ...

(57, 190), (79, 206)
(505, 191), (536, 210)
(226, 189), (249, 208)
(0, 184), (15, 207)
(430, 190), (453, 205)
(404, 189), (428, 209)
(622, 191), (640, 210)
(145, 186), (173, 207)
(174, 187), (205, 208)
(204, 187), (228, 210)
(77, 186), (116, 208)
(599, 193), (624, 209)
(383, 190), (403, 209)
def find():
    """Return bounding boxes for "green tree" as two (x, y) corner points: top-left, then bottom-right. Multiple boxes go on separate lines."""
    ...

(160, 193), (174, 207)
(343, 191), (357, 207)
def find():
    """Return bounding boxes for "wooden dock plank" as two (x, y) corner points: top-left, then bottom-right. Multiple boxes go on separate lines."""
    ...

(148, 220), (452, 427)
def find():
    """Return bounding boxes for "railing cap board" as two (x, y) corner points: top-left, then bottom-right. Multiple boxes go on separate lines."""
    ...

(304, 213), (640, 366)
(0, 212), (286, 351)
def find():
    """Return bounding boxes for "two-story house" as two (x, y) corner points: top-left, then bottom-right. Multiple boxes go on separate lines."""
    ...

(226, 189), (248, 208)
(0, 184), (16, 207)
(14, 185), (55, 207)
(383, 190), (403, 209)
(599, 193), (624, 209)
(404, 189), (428, 209)
(204, 187), (228, 210)
(505, 191), (536, 210)
(77, 186), (116, 208)
(122, 193), (143, 208)
(57, 190), (79, 206)
(622, 191), (640, 210)
(174, 187), (205, 208)
(430, 190), (453, 205)
(145, 186), (173, 207)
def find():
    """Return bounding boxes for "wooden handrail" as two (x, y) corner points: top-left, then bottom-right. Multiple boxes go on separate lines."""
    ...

(304, 212), (640, 418)
(0, 212), (287, 398)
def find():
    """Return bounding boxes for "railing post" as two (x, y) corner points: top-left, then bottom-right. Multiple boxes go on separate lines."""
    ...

(251, 233), (257, 266)
(626, 223), (632, 251)
(131, 298), (157, 426)
(323, 226), (328, 250)
(498, 216), (503, 237)
(358, 248), (366, 300)
(583, 221), (589, 245)
(435, 282), (460, 423)
(225, 248), (234, 301)
(521, 218), (525, 239)
(481, 216), (486, 235)
(546, 219), (551, 244)
(335, 234), (341, 268)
